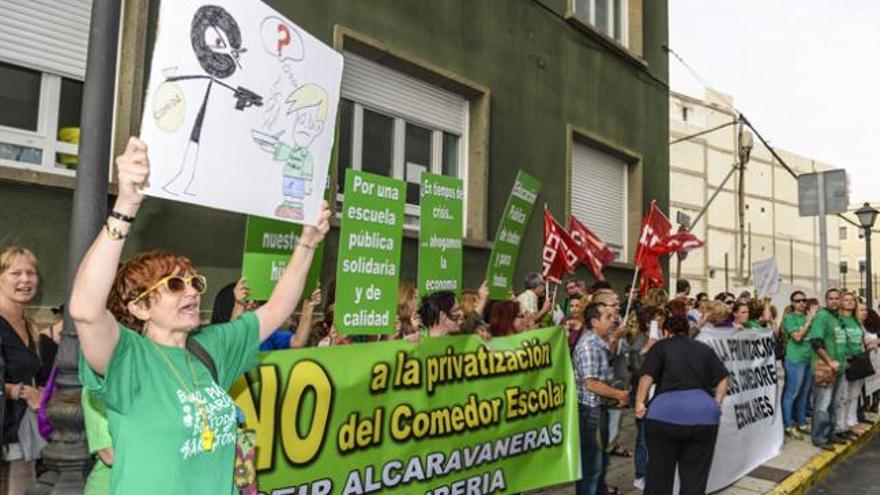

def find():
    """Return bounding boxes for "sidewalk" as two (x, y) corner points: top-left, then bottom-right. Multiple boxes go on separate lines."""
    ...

(527, 412), (880, 495)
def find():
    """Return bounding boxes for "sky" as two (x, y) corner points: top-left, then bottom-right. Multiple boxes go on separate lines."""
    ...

(669, 0), (879, 204)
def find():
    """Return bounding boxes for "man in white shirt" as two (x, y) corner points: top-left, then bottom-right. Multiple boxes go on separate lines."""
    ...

(517, 272), (551, 323)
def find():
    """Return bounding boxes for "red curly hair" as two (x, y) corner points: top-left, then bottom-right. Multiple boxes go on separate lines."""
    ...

(108, 250), (196, 331)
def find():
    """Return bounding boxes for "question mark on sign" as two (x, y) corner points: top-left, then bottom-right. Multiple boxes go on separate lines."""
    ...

(261, 17), (304, 62)
(276, 24), (291, 56)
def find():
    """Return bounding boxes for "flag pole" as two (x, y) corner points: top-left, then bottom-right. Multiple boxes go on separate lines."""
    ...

(622, 266), (641, 329)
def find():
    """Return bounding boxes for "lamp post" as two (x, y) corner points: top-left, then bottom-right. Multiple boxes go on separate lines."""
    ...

(855, 202), (879, 309)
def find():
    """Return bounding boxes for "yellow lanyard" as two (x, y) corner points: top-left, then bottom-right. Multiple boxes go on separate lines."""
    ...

(148, 340), (215, 452)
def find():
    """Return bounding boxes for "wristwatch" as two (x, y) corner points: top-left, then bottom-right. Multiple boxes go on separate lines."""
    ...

(105, 222), (127, 240)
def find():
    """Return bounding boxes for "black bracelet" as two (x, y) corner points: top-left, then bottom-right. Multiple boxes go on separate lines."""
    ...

(109, 210), (136, 223)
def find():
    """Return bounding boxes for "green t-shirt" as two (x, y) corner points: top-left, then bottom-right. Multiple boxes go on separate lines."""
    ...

(808, 308), (846, 374)
(79, 312), (260, 495)
(744, 320), (764, 330)
(83, 388), (111, 495)
(782, 313), (812, 364)
(840, 316), (864, 357)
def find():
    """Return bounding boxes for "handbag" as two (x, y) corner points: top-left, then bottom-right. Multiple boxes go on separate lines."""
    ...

(814, 359), (836, 387)
(186, 334), (258, 495)
(846, 351), (875, 381)
(17, 407), (47, 461)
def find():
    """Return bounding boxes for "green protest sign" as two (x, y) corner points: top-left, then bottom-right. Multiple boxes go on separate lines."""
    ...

(418, 172), (464, 296)
(241, 216), (324, 301)
(231, 326), (579, 494)
(334, 170), (405, 334)
(486, 171), (542, 299)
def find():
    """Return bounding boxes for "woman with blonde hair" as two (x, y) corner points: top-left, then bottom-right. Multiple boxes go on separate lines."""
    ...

(69, 138), (330, 493)
(835, 292), (864, 439)
(395, 282), (420, 338)
(703, 301), (733, 328)
(0, 247), (47, 492)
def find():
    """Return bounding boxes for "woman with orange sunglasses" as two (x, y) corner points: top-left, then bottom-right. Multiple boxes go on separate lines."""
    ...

(68, 137), (330, 494)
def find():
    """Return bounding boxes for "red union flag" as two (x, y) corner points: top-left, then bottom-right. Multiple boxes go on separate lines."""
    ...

(635, 201), (672, 293)
(542, 207), (585, 283)
(568, 216), (615, 279)
(649, 231), (705, 256)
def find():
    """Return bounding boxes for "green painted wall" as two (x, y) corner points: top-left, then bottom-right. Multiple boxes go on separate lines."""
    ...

(261, 0), (670, 293)
(2, 0), (668, 309)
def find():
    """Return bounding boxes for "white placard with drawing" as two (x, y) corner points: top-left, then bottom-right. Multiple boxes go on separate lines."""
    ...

(139, 0), (342, 225)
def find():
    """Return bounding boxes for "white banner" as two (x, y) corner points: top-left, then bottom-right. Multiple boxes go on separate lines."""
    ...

(863, 346), (880, 395)
(140, 0), (343, 226)
(752, 257), (781, 298)
(696, 326), (784, 492)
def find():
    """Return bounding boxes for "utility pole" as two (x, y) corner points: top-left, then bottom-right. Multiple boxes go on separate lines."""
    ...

(736, 118), (753, 285)
(817, 173), (829, 296)
(30, 1), (122, 494)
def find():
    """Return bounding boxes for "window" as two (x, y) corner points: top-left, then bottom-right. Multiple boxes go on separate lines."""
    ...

(573, 0), (629, 46)
(0, 61), (83, 174)
(337, 52), (467, 228)
(859, 259), (867, 273)
(0, 0), (91, 176)
(839, 225), (848, 240)
(570, 140), (628, 261)
(840, 261), (848, 274)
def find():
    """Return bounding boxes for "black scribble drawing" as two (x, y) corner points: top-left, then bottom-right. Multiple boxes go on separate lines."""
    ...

(161, 5), (264, 196)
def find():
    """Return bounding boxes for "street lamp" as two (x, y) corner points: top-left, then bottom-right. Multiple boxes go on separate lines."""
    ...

(855, 202), (879, 309)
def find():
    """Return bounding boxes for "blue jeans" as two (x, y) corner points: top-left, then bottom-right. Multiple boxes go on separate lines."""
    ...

(812, 374), (845, 446)
(577, 404), (609, 495)
(782, 359), (813, 428)
(634, 418), (648, 479)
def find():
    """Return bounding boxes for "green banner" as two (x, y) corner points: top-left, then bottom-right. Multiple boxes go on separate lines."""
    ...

(334, 170), (405, 335)
(241, 216), (324, 301)
(418, 172), (464, 296)
(231, 326), (579, 494)
(486, 171), (542, 300)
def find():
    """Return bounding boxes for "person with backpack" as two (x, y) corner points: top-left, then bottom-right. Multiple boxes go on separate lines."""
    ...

(68, 137), (330, 494)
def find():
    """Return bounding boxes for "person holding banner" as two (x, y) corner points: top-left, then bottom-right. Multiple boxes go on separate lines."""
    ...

(731, 301), (750, 330)
(418, 291), (464, 337)
(635, 315), (729, 495)
(69, 137), (331, 494)
(780, 291), (816, 440)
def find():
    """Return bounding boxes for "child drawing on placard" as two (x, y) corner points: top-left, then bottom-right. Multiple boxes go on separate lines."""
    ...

(251, 84), (328, 220)
(159, 5), (263, 196)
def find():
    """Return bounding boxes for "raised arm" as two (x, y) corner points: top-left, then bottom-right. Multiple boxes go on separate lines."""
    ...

(69, 137), (149, 374)
(255, 204), (330, 341)
(291, 288), (321, 348)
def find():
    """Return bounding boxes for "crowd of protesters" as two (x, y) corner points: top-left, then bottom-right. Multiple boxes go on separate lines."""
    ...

(2, 142), (880, 494)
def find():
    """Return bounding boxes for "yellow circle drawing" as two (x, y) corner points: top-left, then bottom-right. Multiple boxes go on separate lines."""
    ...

(153, 81), (186, 132)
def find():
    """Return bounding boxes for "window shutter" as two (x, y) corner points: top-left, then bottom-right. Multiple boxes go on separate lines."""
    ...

(0, 0), (92, 80)
(341, 52), (466, 135)
(570, 141), (628, 260)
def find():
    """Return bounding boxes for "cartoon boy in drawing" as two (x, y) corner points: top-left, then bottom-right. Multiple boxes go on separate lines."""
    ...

(252, 83), (328, 220)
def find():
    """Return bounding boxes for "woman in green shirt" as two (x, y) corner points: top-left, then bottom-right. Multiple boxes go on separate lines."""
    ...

(835, 292), (863, 438)
(82, 388), (111, 495)
(69, 138), (331, 495)
(780, 291), (816, 439)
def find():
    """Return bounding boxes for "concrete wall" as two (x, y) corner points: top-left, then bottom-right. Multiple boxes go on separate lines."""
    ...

(670, 90), (841, 297)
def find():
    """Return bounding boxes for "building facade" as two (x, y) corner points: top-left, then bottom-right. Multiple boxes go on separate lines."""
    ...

(670, 89), (841, 297)
(1, 0), (669, 310)
(838, 203), (880, 300)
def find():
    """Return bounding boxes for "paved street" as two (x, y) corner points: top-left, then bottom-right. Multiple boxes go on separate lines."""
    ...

(809, 434), (880, 495)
